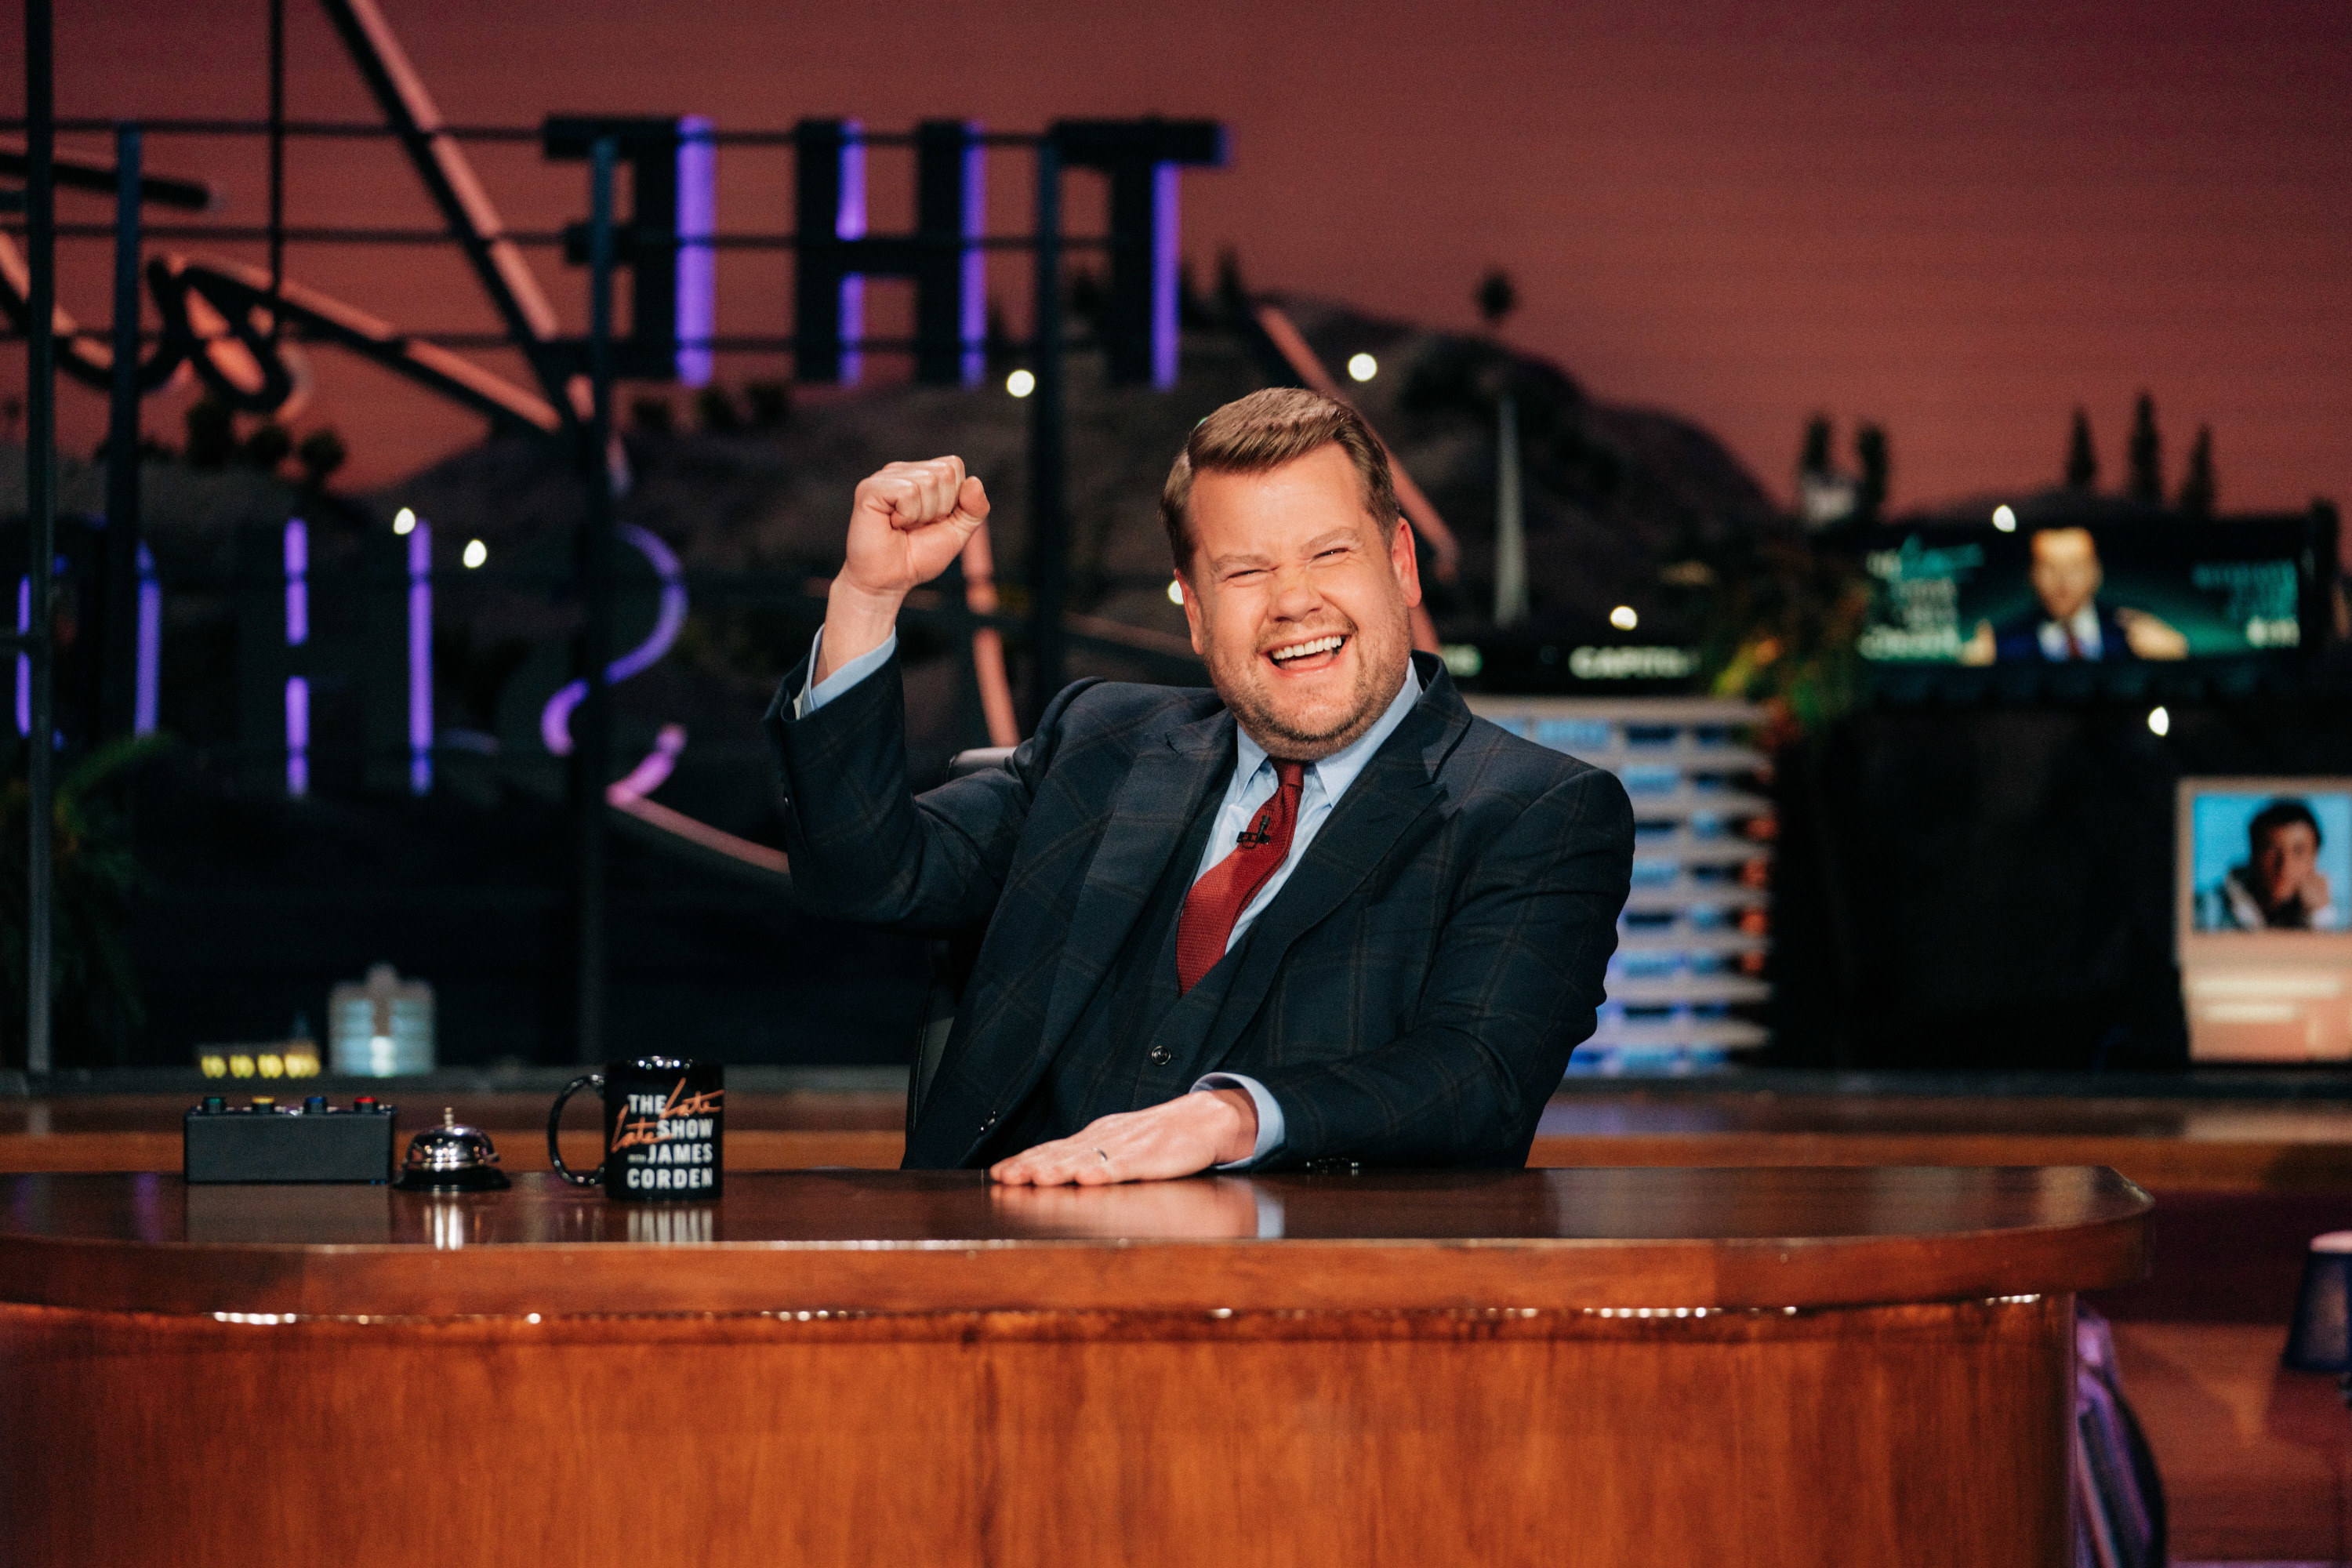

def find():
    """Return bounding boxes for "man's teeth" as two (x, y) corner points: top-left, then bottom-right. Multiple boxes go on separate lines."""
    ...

(1269, 635), (1345, 662)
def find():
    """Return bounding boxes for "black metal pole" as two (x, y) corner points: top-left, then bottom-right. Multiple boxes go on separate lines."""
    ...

(267, 0), (285, 337)
(1025, 135), (1068, 720)
(99, 125), (143, 746)
(22, 0), (56, 1074)
(572, 135), (617, 1064)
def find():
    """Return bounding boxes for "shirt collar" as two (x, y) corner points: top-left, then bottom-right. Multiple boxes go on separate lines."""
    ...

(1232, 658), (1424, 803)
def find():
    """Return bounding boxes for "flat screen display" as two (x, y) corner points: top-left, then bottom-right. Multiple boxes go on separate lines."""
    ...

(1855, 516), (2322, 678)
(2185, 786), (2351, 934)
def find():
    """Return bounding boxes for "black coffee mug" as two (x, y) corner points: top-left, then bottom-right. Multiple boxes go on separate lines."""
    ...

(547, 1057), (724, 1201)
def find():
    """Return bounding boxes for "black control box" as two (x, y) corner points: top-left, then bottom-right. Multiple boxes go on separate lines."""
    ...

(183, 1096), (399, 1184)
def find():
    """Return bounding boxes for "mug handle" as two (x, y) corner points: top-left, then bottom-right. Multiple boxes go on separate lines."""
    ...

(546, 1073), (606, 1188)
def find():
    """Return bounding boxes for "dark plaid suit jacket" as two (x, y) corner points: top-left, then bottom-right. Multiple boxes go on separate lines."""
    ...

(765, 648), (1633, 1171)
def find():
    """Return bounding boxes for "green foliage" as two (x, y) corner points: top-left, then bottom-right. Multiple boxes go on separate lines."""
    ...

(2178, 425), (2217, 517)
(184, 400), (235, 470)
(0, 734), (166, 1067)
(2064, 408), (2099, 492)
(296, 427), (347, 490)
(1684, 532), (1871, 744)
(2128, 392), (2163, 503)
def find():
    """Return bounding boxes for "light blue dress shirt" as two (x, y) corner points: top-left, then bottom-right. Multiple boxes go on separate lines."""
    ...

(794, 630), (1423, 1167)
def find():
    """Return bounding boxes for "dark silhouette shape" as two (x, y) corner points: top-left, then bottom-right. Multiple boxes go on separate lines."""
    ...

(629, 397), (674, 436)
(2128, 392), (2163, 503)
(745, 381), (792, 430)
(241, 422), (293, 473)
(183, 400), (234, 470)
(2178, 425), (2216, 517)
(296, 427), (347, 490)
(694, 385), (742, 434)
(1798, 413), (1834, 478)
(1855, 423), (1889, 519)
(2065, 407), (2099, 492)
(1214, 247), (1251, 332)
(1475, 269), (1518, 331)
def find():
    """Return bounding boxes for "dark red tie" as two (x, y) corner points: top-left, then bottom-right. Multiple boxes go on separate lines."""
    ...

(1176, 760), (1305, 993)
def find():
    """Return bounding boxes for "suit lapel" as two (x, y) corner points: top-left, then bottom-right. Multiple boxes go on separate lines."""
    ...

(1198, 664), (1470, 1068)
(1027, 706), (1234, 1069)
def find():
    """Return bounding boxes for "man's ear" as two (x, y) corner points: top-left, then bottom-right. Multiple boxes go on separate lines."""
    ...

(1389, 518), (1424, 609)
(1178, 568), (1207, 655)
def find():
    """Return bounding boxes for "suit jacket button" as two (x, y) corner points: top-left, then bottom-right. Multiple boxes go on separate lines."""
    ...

(981, 1115), (996, 1131)
(1149, 1046), (1172, 1065)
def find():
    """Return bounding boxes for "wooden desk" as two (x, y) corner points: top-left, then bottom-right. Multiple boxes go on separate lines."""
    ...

(0, 1167), (2147, 1567)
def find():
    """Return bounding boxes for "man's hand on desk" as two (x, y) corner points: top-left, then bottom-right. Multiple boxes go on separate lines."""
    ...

(988, 1087), (1258, 1185)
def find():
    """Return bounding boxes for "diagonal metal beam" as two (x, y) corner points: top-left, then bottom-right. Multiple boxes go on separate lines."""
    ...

(315, 0), (582, 427)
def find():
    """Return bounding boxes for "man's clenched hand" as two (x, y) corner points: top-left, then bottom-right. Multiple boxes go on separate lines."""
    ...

(817, 457), (990, 681)
(988, 1087), (1258, 1186)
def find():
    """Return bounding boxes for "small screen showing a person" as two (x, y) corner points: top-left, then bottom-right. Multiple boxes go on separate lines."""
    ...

(1960, 527), (2187, 665)
(2194, 794), (2349, 931)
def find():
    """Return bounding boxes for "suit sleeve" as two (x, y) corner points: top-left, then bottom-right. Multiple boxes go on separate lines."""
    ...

(1246, 764), (1635, 1168)
(764, 648), (1094, 938)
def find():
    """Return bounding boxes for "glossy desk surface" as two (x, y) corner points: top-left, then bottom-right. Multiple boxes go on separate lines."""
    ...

(0, 1166), (2148, 1318)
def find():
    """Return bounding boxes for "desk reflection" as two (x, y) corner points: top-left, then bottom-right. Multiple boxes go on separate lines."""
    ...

(986, 1176), (1279, 1240)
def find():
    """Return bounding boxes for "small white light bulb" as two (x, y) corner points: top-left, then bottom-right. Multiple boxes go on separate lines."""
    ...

(462, 539), (488, 570)
(1992, 504), (2017, 532)
(1346, 353), (1377, 383)
(1167, 578), (1185, 606)
(393, 507), (417, 537)
(1005, 368), (1036, 398)
(2147, 706), (2170, 737)
(1610, 605), (1639, 631)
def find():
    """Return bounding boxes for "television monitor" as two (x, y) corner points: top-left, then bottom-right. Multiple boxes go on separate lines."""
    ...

(1853, 513), (2332, 701)
(2176, 777), (2352, 1062)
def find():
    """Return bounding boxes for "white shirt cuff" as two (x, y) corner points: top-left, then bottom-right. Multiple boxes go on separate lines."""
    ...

(1193, 1073), (1285, 1169)
(793, 627), (898, 719)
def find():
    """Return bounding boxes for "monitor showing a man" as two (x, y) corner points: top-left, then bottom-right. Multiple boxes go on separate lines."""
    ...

(1958, 526), (2187, 664)
(766, 389), (1633, 1185)
(2201, 797), (2339, 931)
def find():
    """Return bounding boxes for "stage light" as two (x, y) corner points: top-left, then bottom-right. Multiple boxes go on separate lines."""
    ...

(1167, 578), (1184, 605)
(2147, 706), (2170, 736)
(463, 539), (488, 569)
(393, 507), (416, 536)
(1992, 504), (2017, 532)
(1006, 368), (1036, 398)
(1610, 605), (1639, 631)
(1347, 353), (1377, 383)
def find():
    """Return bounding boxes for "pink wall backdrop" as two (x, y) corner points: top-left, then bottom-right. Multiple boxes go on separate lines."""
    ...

(8, 0), (2348, 513)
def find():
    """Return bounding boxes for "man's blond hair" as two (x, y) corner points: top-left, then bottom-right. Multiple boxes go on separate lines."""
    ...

(1160, 388), (1400, 572)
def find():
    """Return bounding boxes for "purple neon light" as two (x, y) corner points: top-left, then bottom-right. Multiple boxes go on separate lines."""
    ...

(960, 125), (987, 387)
(135, 545), (160, 737)
(674, 116), (716, 389)
(284, 519), (309, 647)
(608, 723), (687, 804)
(539, 524), (689, 757)
(285, 676), (310, 797)
(13, 576), (27, 737)
(408, 522), (433, 795)
(837, 121), (867, 385)
(1152, 163), (1180, 390)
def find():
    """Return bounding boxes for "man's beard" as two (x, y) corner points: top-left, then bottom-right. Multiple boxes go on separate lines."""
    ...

(1213, 605), (1411, 762)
